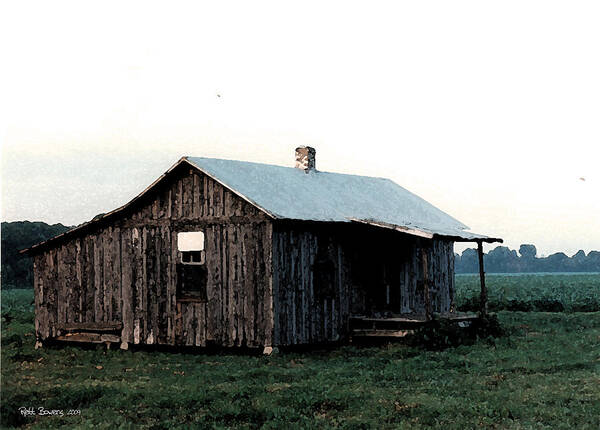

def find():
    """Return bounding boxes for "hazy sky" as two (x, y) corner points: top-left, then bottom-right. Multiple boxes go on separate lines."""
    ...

(2, 1), (599, 257)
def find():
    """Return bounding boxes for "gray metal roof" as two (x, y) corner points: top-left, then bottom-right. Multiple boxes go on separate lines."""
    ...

(186, 157), (499, 242)
(22, 155), (501, 254)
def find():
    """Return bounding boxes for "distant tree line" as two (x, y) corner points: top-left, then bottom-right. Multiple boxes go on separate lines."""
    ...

(456, 244), (600, 274)
(1, 221), (71, 289)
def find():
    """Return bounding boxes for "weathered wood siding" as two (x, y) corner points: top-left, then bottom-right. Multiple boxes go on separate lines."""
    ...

(390, 237), (454, 315)
(272, 224), (351, 346)
(33, 164), (274, 348)
(33, 162), (456, 349)
(271, 224), (455, 345)
(348, 228), (455, 317)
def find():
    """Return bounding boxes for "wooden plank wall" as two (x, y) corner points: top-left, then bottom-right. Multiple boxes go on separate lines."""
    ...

(32, 162), (455, 349)
(350, 232), (455, 316)
(272, 225), (351, 346)
(33, 165), (274, 348)
(395, 239), (455, 314)
(271, 224), (455, 346)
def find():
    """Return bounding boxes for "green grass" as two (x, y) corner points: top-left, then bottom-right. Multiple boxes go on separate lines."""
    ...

(455, 273), (600, 312)
(2, 286), (600, 429)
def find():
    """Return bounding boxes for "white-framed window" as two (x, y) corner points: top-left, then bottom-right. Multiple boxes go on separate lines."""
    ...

(176, 231), (207, 301)
(177, 231), (205, 265)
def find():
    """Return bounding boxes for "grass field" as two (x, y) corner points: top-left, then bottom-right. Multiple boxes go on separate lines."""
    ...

(455, 273), (600, 312)
(2, 275), (600, 429)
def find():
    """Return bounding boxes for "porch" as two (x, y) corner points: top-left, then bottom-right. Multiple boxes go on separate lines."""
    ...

(347, 229), (498, 339)
(349, 312), (479, 338)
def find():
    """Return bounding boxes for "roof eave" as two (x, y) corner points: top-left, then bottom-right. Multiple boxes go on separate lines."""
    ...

(433, 234), (503, 244)
(348, 218), (502, 244)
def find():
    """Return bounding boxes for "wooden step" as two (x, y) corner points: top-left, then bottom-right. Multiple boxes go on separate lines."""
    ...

(351, 329), (415, 338)
(55, 321), (123, 333)
(55, 332), (120, 343)
(349, 313), (479, 333)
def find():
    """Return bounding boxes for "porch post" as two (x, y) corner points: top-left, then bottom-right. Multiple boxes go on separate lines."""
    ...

(477, 240), (488, 317)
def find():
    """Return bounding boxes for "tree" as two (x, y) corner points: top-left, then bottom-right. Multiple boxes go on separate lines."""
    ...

(457, 248), (479, 273)
(584, 251), (600, 272)
(486, 246), (519, 273)
(1, 221), (71, 289)
(454, 243), (600, 273)
(519, 244), (537, 259)
(543, 252), (570, 272)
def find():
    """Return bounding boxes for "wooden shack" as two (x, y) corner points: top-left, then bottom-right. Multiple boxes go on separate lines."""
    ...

(22, 147), (501, 350)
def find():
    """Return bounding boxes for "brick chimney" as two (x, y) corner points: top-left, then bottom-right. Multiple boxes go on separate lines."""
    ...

(295, 146), (316, 172)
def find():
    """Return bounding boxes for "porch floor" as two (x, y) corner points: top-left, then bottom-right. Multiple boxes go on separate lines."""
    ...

(349, 312), (479, 338)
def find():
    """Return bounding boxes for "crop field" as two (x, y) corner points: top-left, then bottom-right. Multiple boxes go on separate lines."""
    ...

(455, 273), (600, 312)
(2, 275), (600, 429)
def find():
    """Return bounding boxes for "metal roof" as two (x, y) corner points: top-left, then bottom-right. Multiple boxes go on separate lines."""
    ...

(185, 157), (500, 242)
(21, 156), (501, 254)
